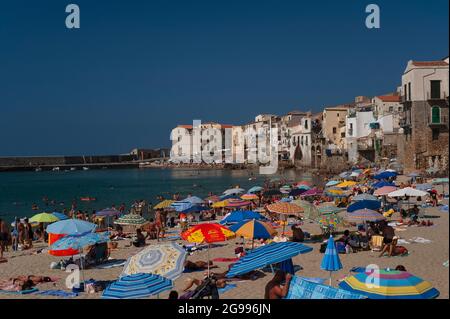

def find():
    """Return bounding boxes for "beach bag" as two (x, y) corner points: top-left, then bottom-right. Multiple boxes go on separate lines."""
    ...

(336, 242), (346, 254)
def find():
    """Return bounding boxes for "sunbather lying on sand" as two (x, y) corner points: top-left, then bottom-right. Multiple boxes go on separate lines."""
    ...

(0, 275), (55, 292)
(184, 260), (218, 271)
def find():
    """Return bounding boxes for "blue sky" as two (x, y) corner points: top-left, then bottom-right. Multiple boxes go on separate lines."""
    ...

(0, 0), (448, 156)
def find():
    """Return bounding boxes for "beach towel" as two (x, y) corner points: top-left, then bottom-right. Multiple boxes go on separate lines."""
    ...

(35, 290), (78, 298)
(93, 259), (127, 269)
(218, 284), (237, 295)
(298, 277), (327, 284)
(285, 276), (366, 299)
(410, 237), (432, 244)
(397, 239), (411, 245)
(212, 258), (239, 263)
(0, 287), (38, 295)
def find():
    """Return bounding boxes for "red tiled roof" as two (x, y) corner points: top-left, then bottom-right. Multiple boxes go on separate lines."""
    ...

(377, 95), (401, 102)
(178, 125), (193, 129)
(412, 61), (449, 67)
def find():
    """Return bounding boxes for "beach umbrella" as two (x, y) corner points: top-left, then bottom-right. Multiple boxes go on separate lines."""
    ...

(296, 184), (311, 190)
(184, 196), (205, 204)
(211, 200), (228, 208)
(325, 180), (340, 187)
(263, 189), (282, 197)
(153, 200), (175, 210)
(96, 208), (122, 217)
(373, 171), (397, 180)
(336, 180), (357, 188)
(223, 188), (245, 196)
(30, 212), (59, 223)
(51, 231), (110, 286)
(318, 205), (341, 215)
(122, 242), (187, 280)
(51, 212), (69, 220)
(219, 194), (241, 201)
(46, 219), (97, 235)
(352, 194), (378, 202)
(347, 200), (381, 213)
(230, 219), (277, 248)
(320, 235), (342, 286)
(431, 177), (449, 184)
(339, 269), (440, 299)
(241, 193), (259, 201)
(289, 188), (306, 197)
(387, 187), (428, 198)
(181, 223), (235, 275)
(226, 242), (313, 278)
(280, 187), (291, 194)
(114, 214), (148, 226)
(205, 195), (221, 203)
(248, 186), (263, 193)
(317, 214), (342, 233)
(374, 186), (397, 196)
(267, 202), (303, 234)
(291, 200), (320, 220)
(415, 184), (433, 191)
(225, 199), (251, 208)
(372, 181), (396, 189)
(102, 273), (173, 299)
(296, 181), (311, 186)
(345, 209), (386, 223)
(170, 201), (193, 212)
(219, 210), (266, 224)
(300, 188), (323, 197)
(339, 171), (351, 178)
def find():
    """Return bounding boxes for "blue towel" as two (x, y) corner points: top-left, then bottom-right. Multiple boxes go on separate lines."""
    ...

(298, 277), (327, 284)
(286, 276), (366, 299)
(218, 284), (237, 295)
(0, 287), (38, 295)
(36, 290), (78, 298)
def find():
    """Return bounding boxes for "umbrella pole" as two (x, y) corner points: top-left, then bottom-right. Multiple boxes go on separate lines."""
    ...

(207, 244), (210, 277)
(329, 271), (332, 286)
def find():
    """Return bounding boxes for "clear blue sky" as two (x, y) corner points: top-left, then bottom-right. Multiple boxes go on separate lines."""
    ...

(0, 0), (448, 156)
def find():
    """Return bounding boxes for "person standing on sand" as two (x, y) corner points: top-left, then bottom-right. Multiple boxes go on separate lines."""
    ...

(155, 209), (164, 242)
(264, 271), (292, 299)
(0, 218), (8, 261)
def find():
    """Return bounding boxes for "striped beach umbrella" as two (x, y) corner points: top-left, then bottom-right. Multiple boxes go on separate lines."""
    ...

(153, 200), (175, 210)
(339, 269), (440, 299)
(229, 219), (277, 241)
(170, 201), (193, 212)
(102, 273), (173, 299)
(241, 193), (259, 200)
(226, 242), (313, 278)
(225, 199), (251, 208)
(347, 200), (381, 212)
(30, 212), (59, 223)
(122, 242), (187, 280)
(321, 235), (342, 286)
(296, 184), (311, 191)
(336, 180), (357, 188)
(300, 188), (323, 197)
(114, 214), (148, 226)
(50, 232), (110, 251)
(267, 202), (303, 216)
(345, 209), (386, 223)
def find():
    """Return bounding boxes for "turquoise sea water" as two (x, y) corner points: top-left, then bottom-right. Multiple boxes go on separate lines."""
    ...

(0, 168), (322, 222)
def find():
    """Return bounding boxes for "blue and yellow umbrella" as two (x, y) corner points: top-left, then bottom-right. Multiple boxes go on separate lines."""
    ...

(229, 219), (277, 240)
(339, 269), (440, 299)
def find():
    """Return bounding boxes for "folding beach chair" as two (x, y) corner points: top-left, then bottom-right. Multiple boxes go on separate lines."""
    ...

(370, 235), (384, 252)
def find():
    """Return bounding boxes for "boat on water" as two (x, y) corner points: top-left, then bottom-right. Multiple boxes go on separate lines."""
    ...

(82, 167), (89, 171)
(35, 167), (42, 172)
(52, 167), (60, 171)
(80, 197), (96, 201)
(70, 167), (76, 171)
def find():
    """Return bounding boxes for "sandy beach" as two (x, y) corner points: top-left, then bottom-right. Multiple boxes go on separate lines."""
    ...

(1, 203), (448, 300)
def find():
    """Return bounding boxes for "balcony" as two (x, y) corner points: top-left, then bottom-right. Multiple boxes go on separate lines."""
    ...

(357, 137), (374, 151)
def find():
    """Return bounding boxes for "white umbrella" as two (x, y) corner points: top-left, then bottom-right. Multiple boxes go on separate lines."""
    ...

(387, 187), (428, 198)
(223, 188), (245, 196)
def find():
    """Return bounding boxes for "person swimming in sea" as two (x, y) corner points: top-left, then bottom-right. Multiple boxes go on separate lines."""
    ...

(31, 203), (39, 210)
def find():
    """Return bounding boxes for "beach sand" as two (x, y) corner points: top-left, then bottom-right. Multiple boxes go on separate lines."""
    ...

(1, 205), (448, 299)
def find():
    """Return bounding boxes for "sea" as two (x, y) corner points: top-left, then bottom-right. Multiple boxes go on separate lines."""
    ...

(0, 168), (323, 222)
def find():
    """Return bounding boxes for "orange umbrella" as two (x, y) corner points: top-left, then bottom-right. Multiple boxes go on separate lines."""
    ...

(241, 193), (259, 200)
(267, 202), (303, 235)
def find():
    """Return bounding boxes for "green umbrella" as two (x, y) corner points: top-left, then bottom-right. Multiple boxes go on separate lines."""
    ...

(114, 214), (148, 226)
(291, 199), (320, 220)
